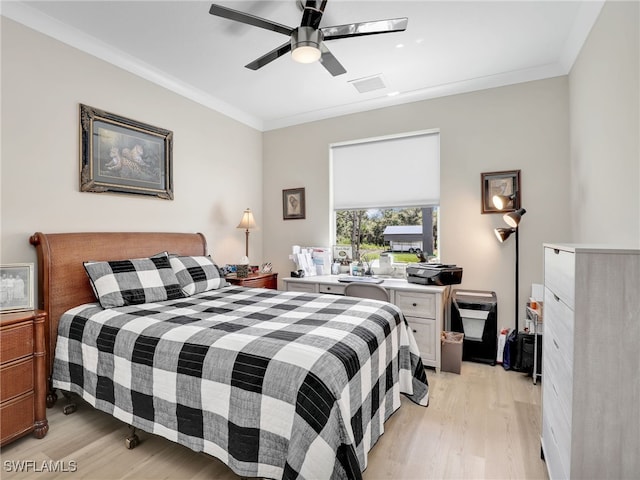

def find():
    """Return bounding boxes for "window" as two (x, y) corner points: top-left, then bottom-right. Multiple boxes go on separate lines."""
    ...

(331, 130), (440, 267)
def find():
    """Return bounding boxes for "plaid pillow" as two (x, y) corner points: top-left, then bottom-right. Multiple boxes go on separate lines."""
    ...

(84, 253), (185, 308)
(169, 255), (227, 295)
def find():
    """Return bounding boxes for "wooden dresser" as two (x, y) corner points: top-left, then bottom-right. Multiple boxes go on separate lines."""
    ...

(226, 272), (278, 289)
(1, 310), (48, 446)
(541, 244), (639, 479)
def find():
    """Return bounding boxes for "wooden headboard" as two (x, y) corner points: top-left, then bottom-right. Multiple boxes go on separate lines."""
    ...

(29, 232), (207, 383)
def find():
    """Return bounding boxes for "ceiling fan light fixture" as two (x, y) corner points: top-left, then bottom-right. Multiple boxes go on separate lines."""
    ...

(291, 26), (322, 64)
(292, 45), (321, 63)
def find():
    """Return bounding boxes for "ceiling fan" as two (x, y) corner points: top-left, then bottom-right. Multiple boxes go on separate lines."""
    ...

(208, 1), (408, 76)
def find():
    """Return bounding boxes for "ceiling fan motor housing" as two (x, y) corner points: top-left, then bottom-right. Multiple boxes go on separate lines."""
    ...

(291, 26), (323, 63)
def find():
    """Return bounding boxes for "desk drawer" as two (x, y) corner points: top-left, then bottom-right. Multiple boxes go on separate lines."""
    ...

(1, 358), (34, 402)
(285, 282), (317, 294)
(395, 291), (436, 318)
(319, 284), (345, 295)
(406, 316), (436, 363)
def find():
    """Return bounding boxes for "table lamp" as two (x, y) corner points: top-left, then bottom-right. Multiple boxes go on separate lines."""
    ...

(237, 208), (257, 262)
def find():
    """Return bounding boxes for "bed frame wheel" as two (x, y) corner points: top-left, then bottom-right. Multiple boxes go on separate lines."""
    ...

(125, 434), (140, 449)
(125, 426), (140, 449)
(61, 391), (77, 415)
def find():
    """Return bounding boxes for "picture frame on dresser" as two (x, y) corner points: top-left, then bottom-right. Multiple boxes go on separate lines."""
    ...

(481, 170), (520, 213)
(0, 263), (34, 312)
(79, 103), (174, 200)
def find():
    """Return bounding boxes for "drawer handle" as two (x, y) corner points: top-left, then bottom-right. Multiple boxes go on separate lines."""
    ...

(552, 383), (559, 397)
(413, 329), (417, 333)
(326, 287), (331, 290)
(412, 303), (417, 307)
(553, 293), (560, 302)
(553, 338), (560, 350)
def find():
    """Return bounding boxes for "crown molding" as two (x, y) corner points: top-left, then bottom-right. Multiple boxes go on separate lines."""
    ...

(2, 0), (603, 133)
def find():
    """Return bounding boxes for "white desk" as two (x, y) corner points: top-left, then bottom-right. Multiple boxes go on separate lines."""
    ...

(282, 275), (450, 372)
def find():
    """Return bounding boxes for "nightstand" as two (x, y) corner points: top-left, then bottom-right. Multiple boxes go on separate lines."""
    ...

(1, 310), (49, 446)
(226, 272), (278, 289)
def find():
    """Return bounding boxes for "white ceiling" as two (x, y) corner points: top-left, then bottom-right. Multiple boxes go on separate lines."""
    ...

(2, 1), (604, 131)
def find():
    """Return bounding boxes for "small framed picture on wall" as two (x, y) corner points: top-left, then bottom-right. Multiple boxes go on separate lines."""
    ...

(481, 170), (521, 214)
(282, 188), (305, 220)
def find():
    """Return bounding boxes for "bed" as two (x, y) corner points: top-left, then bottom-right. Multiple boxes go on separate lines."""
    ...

(30, 232), (429, 480)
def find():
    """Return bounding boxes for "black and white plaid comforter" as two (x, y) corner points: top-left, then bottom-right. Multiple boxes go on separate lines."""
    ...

(52, 286), (428, 480)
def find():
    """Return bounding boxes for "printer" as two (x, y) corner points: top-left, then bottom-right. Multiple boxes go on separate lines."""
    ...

(406, 263), (463, 286)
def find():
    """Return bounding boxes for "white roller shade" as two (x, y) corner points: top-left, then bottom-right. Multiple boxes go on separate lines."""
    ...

(331, 131), (440, 210)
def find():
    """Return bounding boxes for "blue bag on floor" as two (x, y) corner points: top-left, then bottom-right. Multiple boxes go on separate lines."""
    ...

(502, 329), (518, 370)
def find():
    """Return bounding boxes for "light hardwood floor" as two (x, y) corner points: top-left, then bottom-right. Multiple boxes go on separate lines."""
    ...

(1, 362), (548, 479)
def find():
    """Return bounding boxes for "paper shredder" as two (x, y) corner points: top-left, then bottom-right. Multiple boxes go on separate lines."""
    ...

(450, 290), (498, 365)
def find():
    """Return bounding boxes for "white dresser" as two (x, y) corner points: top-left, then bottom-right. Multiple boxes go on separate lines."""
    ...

(282, 275), (449, 371)
(541, 244), (639, 480)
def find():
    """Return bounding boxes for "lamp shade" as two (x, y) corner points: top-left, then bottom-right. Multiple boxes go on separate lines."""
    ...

(494, 227), (516, 243)
(492, 193), (516, 211)
(503, 208), (527, 228)
(237, 208), (257, 230)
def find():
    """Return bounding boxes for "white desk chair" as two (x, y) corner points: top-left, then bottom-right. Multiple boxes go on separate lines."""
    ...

(344, 283), (390, 302)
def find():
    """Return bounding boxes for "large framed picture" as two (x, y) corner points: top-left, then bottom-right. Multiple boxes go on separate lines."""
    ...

(481, 170), (521, 213)
(283, 187), (306, 220)
(80, 104), (174, 200)
(1, 263), (34, 312)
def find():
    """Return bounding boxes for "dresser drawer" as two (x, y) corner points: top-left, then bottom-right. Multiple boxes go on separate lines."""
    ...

(0, 394), (34, 445)
(0, 358), (34, 402)
(319, 283), (345, 295)
(406, 316), (436, 363)
(543, 348), (573, 425)
(544, 247), (575, 309)
(395, 291), (436, 318)
(544, 287), (574, 366)
(542, 408), (570, 480)
(0, 324), (33, 363)
(285, 282), (317, 293)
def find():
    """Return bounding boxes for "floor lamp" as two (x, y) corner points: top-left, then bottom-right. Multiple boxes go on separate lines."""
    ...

(493, 203), (527, 333)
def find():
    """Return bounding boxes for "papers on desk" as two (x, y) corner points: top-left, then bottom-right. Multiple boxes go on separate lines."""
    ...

(290, 246), (332, 276)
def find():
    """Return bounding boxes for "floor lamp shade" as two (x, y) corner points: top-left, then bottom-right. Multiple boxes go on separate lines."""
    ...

(492, 193), (517, 211)
(237, 208), (257, 259)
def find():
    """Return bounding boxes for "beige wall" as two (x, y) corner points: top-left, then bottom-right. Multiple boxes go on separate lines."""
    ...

(1, 19), (263, 271)
(2, 1), (637, 332)
(569, 0), (640, 245)
(264, 78), (571, 330)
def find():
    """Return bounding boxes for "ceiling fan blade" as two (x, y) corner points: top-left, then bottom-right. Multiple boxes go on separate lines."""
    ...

(322, 18), (408, 41)
(319, 43), (346, 76)
(245, 41), (292, 70)
(300, 0), (328, 29)
(209, 4), (294, 37)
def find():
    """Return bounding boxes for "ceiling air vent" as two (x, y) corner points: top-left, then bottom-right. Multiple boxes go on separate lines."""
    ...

(349, 74), (386, 94)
